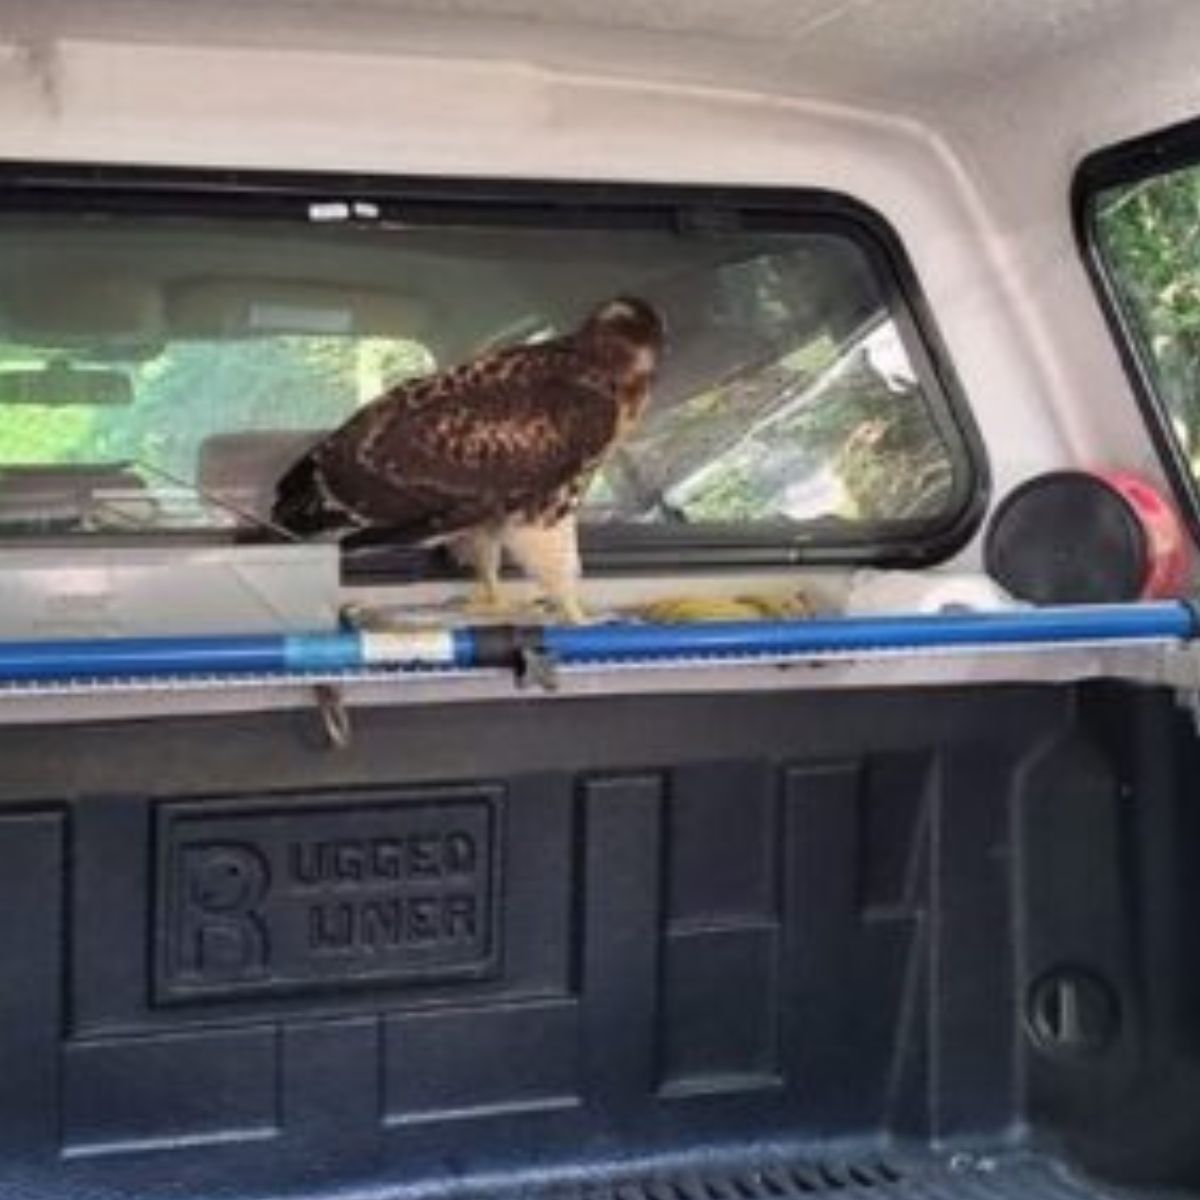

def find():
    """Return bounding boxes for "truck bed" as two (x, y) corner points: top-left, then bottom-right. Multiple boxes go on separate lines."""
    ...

(0, 683), (1193, 1198)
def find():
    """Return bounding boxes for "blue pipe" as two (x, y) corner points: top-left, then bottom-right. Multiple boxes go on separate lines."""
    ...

(537, 601), (1200, 664)
(0, 633), (292, 682)
(0, 602), (1189, 684)
(0, 629), (474, 681)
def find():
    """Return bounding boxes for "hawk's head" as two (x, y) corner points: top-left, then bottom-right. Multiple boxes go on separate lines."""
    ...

(581, 297), (666, 368)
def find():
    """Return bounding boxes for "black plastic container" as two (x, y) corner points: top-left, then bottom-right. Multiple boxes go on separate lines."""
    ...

(986, 468), (1191, 604)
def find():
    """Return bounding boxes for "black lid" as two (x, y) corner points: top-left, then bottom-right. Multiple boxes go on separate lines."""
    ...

(984, 471), (1148, 604)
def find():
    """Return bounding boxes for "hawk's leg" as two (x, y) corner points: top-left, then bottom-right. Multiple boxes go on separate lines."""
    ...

(450, 531), (513, 617)
(503, 517), (587, 625)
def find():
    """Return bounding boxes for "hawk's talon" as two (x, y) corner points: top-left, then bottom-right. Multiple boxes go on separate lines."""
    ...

(463, 585), (518, 620)
(557, 598), (589, 626)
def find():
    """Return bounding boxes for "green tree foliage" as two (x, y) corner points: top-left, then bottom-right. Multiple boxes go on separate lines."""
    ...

(0, 402), (97, 464)
(831, 374), (953, 521)
(1096, 169), (1200, 459)
(611, 333), (952, 525)
(0, 336), (432, 484)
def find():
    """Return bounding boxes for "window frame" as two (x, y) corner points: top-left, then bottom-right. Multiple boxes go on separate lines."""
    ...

(1075, 116), (1200, 544)
(0, 160), (988, 577)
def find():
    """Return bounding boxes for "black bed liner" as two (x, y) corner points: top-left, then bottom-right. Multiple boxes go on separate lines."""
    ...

(495, 1153), (1140, 1199)
(0, 683), (1197, 1199)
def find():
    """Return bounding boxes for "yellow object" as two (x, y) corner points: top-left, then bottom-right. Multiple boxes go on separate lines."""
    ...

(637, 592), (814, 623)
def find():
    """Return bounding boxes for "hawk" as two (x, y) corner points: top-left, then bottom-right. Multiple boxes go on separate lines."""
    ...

(271, 297), (666, 623)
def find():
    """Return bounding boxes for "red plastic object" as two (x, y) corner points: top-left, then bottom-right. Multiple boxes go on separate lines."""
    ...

(1097, 470), (1192, 599)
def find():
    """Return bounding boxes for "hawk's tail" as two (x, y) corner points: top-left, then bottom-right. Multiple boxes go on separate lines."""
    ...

(271, 453), (345, 538)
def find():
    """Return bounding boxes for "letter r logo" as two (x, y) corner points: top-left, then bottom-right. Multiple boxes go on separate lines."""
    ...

(174, 843), (271, 983)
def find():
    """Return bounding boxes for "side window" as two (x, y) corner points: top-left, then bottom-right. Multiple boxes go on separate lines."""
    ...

(1083, 130), (1200, 520)
(1093, 165), (1200, 458)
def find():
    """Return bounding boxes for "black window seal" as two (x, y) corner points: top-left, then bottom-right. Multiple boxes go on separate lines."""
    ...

(1074, 117), (1200, 546)
(0, 159), (989, 579)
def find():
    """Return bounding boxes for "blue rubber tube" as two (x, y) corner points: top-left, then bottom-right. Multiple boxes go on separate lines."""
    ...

(0, 602), (1190, 684)
(0, 630), (471, 681)
(538, 601), (1200, 664)
(0, 634), (294, 681)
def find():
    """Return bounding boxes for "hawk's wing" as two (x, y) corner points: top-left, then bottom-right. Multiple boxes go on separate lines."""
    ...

(311, 342), (621, 542)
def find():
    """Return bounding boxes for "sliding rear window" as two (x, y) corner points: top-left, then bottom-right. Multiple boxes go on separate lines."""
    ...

(1080, 120), (1200, 528)
(0, 167), (982, 571)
